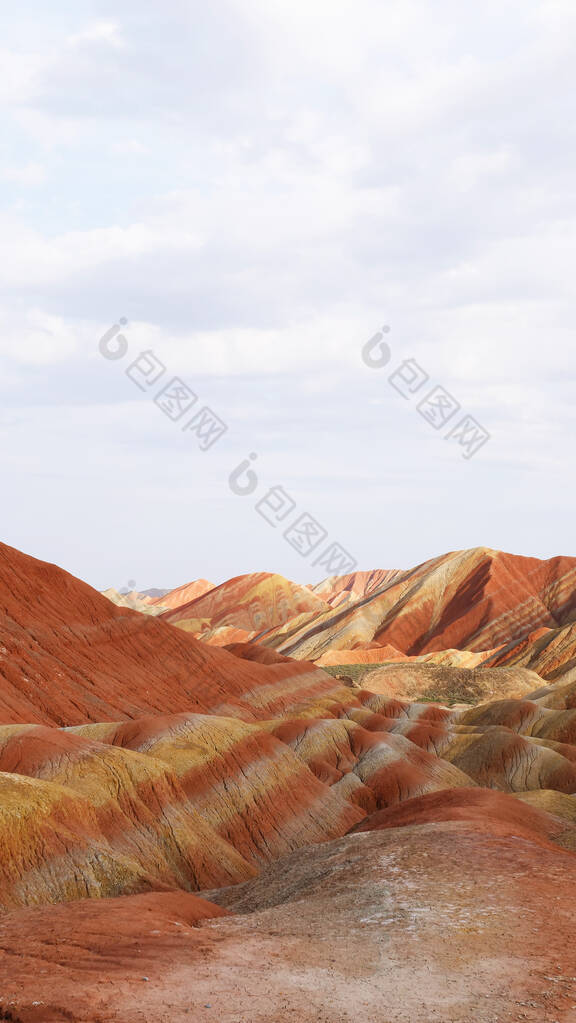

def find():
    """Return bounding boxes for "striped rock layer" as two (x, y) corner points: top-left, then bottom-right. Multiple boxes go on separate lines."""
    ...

(148, 578), (215, 610)
(1, 545), (576, 1019)
(4, 666), (576, 913)
(483, 619), (576, 684)
(254, 547), (576, 661)
(308, 569), (403, 607)
(160, 571), (331, 639)
(0, 542), (349, 727)
(101, 588), (168, 615)
(3, 802), (576, 1023)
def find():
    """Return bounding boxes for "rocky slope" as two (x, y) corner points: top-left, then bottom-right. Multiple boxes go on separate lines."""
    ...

(0, 543), (345, 726)
(257, 547), (576, 662)
(309, 568), (402, 607)
(2, 541), (576, 1021)
(160, 571), (331, 643)
(149, 578), (215, 610)
(3, 798), (576, 1022)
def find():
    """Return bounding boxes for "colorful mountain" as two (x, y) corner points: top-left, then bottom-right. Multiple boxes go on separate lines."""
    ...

(0, 542), (341, 726)
(258, 547), (576, 661)
(160, 571), (331, 640)
(149, 578), (215, 610)
(2, 541), (576, 1021)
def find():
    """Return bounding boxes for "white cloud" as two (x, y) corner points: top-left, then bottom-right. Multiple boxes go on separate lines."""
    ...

(0, 219), (204, 289)
(67, 20), (125, 50)
(0, 0), (575, 582)
(1, 162), (46, 187)
(1, 309), (81, 364)
(0, 48), (48, 104)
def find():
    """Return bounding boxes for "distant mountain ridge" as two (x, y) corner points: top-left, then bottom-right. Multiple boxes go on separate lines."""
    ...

(126, 549), (576, 681)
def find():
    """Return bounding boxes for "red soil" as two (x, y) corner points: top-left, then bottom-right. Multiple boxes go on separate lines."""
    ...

(0, 543), (340, 726)
(224, 642), (296, 664)
(2, 820), (576, 1022)
(351, 786), (576, 848)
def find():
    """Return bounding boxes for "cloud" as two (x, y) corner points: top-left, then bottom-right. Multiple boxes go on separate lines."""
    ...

(0, 0), (575, 583)
(67, 20), (125, 50)
(1, 162), (46, 187)
(0, 308), (83, 364)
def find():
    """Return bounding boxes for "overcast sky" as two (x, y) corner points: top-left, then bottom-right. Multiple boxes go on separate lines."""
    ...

(1, 0), (575, 591)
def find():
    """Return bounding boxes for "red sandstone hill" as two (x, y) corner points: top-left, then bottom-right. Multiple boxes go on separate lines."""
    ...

(259, 547), (576, 661)
(4, 542), (576, 1019)
(0, 542), (341, 727)
(149, 578), (215, 610)
(350, 786), (576, 849)
(309, 569), (402, 607)
(483, 618), (576, 685)
(160, 571), (331, 640)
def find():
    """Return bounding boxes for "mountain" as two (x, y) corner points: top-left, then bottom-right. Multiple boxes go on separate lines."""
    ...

(483, 619), (576, 686)
(124, 550), (576, 676)
(259, 547), (576, 661)
(101, 587), (168, 615)
(160, 571), (331, 643)
(309, 568), (402, 606)
(149, 578), (215, 609)
(3, 540), (576, 1020)
(0, 542), (341, 726)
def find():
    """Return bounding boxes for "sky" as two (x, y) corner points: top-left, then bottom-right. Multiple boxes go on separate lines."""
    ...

(1, 0), (575, 591)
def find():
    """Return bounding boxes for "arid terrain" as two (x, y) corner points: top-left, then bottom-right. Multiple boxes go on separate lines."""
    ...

(1, 542), (576, 1021)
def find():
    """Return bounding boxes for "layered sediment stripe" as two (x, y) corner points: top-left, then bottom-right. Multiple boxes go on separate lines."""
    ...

(265, 716), (474, 808)
(486, 620), (576, 684)
(0, 542), (359, 726)
(458, 699), (576, 745)
(0, 772), (162, 909)
(468, 565), (576, 652)
(310, 569), (403, 607)
(458, 699), (549, 734)
(160, 572), (330, 636)
(350, 787), (576, 851)
(441, 728), (576, 793)
(0, 727), (256, 907)
(233, 669), (351, 716)
(74, 714), (364, 866)
(150, 578), (216, 610)
(256, 549), (576, 660)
